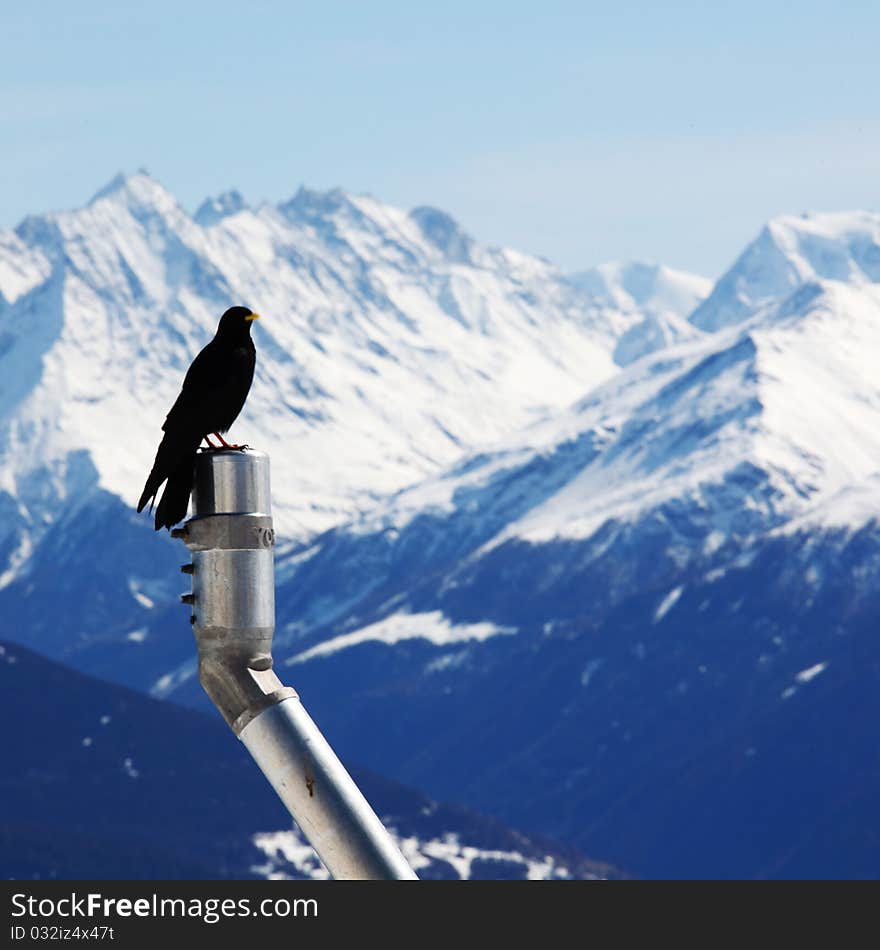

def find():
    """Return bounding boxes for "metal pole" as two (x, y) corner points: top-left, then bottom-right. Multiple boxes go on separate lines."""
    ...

(176, 449), (417, 881)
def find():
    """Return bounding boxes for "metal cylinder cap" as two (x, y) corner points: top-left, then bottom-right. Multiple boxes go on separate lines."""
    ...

(191, 449), (271, 518)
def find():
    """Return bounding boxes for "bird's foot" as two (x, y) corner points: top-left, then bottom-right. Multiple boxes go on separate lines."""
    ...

(210, 432), (250, 451)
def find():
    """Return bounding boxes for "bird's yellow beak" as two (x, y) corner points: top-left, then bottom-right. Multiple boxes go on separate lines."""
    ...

(245, 312), (261, 321)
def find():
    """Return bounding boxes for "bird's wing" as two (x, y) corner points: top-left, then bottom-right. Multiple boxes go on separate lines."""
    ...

(161, 341), (239, 432)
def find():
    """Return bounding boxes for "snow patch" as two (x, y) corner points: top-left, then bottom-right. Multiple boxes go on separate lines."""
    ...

(654, 586), (684, 623)
(129, 583), (154, 609)
(795, 662), (827, 684)
(251, 827), (587, 881)
(251, 830), (330, 880)
(150, 658), (197, 697)
(580, 658), (604, 687)
(287, 611), (516, 664)
(394, 832), (581, 880)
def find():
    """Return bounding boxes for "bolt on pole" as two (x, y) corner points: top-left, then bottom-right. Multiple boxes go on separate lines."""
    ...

(175, 448), (418, 881)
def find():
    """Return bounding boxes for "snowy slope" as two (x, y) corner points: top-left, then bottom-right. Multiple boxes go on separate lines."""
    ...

(286, 285), (879, 612)
(0, 172), (706, 576)
(316, 214), (880, 563)
(492, 280), (880, 547)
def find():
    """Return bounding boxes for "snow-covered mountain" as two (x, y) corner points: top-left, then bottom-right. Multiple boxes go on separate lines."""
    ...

(3, 175), (879, 877)
(0, 171), (712, 681)
(145, 209), (880, 878)
(0, 171), (695, 554)
(351, 280), (880, 556)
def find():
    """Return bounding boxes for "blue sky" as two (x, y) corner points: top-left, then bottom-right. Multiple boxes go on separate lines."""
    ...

(1, 1), (877, 276)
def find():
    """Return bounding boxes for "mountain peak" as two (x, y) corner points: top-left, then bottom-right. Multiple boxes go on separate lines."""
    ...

(86, 171), (182, 224)
(194, 189), (248, 226)
(279, 185), (354, 222)
(89, 169), (166, 203)
(691, 209), (880, 333)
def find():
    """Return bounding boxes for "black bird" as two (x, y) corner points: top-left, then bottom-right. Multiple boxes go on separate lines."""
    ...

(137, 306), (260, 530)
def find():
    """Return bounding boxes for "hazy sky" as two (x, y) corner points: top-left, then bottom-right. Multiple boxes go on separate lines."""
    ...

(1, 1), (878, 277)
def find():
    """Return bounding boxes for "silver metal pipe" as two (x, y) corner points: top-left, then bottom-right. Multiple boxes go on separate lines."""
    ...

(179, 449), (417, 880)
(241, 699), (418, 880)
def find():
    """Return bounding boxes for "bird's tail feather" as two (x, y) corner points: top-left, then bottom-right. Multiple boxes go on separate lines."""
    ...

(137, 468), (162, 514)
(137, 430), (201, 530)
(154, 450), (198, 531)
